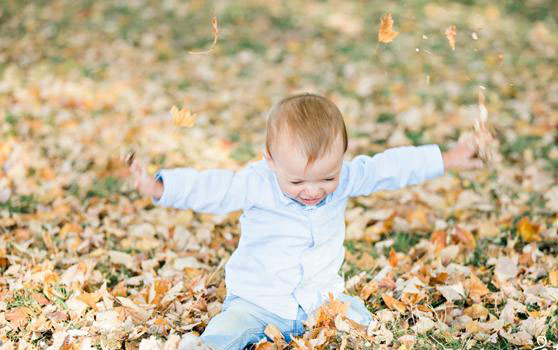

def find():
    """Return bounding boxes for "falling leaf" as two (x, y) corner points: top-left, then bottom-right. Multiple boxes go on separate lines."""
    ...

(517, 217), (541, 242)
(188, 15), (219, 55)
(445, 25), (457, 50)
(171, 105), (197, 128)
(378, 13), (399, 43)
(473, 87), (496, 162)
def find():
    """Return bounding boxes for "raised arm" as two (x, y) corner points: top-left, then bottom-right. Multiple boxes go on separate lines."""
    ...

(128, 157), (258, 214)
(152, 167), (258, 214)
(346, 144), (444, 197)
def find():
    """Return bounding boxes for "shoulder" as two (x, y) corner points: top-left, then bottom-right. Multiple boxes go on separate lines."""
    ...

(238, 159), (273, 188)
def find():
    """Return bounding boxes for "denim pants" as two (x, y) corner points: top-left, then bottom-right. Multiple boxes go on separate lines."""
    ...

(200, 294), (372, 350)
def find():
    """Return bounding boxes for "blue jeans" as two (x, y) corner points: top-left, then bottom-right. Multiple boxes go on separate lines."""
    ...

(200, 294), (372, 350)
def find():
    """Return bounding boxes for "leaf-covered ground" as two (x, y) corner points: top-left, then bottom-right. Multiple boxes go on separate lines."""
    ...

(1, 1), (557, 349)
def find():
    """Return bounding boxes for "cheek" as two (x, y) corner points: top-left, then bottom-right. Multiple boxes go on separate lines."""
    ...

(278, 180), (301, 197)
(324, 180), (340, 194)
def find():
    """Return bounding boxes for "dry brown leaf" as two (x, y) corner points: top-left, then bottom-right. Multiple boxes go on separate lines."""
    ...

(453, 226), (476, 249)
(430, 230), (447, 254)
(445, 25), (457, 50)
(388, 248), (398, 268)
(494, 257), (519, 281)
(378, 13), (399, 43)
(464, 304), (489, 319)
(5, 306), (32, 328)
(468, 273), (490, 302)
(77, 291), (102, 309)
(334, 314), (351, 332)
(382, 294), (406, 313)
(411, 317), (435, 334)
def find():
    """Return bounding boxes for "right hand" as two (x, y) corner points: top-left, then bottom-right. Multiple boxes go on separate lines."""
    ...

(124, 154), (164, 200)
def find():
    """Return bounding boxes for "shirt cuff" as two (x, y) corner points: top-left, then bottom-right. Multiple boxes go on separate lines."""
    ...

(152, 171), (166, 205)
(419, 144), (445, 179)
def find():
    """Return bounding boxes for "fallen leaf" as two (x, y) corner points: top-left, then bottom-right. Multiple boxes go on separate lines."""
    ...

(499, 330), (533, 346)
(382, 294), (406, 313)
(464, 304), (489, 319)
(494, 256), (519, 281)
(389, 248), (398, 267)
(453, 226), (476, 249)
(334, 314), (351, 332)
(517, 217), (541, 242)
(437, 283), (465, 302)
(5, 306), (32, 328)
(468, 273), (490, 302)
(411, 317), (435, 334)
(378, 13), (399, 43)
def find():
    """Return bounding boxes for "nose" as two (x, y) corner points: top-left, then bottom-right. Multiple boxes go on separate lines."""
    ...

(304, 183), (322, 198)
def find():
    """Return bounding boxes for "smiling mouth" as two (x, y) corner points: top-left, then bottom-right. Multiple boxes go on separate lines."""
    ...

(300, 197), (322, 205)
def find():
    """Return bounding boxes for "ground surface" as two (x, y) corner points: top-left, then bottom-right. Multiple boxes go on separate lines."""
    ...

(1, 0), (558, 349)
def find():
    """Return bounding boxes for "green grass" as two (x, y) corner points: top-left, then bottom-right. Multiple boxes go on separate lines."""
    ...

(0, 194), (37, 214)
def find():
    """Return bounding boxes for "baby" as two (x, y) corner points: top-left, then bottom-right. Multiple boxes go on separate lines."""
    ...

(129, 93), (484, 350)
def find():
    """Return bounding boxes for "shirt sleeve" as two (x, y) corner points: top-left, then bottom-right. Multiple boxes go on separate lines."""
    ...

(346, 144), (445, 197)
(151, 166), (258, 214)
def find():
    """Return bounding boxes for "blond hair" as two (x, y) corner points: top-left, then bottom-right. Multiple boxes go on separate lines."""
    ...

(265, 93), (348, 166)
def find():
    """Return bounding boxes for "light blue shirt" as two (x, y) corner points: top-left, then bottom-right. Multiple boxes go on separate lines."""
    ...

(153, 145), (444, 319)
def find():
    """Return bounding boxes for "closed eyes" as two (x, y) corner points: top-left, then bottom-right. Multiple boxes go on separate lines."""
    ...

(290, 178), (335, 185)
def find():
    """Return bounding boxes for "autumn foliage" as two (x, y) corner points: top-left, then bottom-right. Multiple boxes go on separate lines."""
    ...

(1, 1), (557, 350)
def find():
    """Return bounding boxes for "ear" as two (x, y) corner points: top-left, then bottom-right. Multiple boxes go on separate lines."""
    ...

(263, 148), (276, 171)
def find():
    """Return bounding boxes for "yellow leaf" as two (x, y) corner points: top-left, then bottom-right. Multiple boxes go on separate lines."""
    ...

(517, 217), (541, 242)
(378, 13), (399, 43)
(464, 304), (489, 319)
(77, 291), (102, 309)
(549, 269), (558, 287)
(170, 105), (197, 128)
(445, 25), (457, 50)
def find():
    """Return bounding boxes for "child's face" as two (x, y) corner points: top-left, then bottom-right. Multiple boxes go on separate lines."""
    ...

(267, 133), (344, 206)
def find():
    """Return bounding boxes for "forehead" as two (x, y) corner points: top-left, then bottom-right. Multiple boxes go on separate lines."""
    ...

(273, 133), (344, 179)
